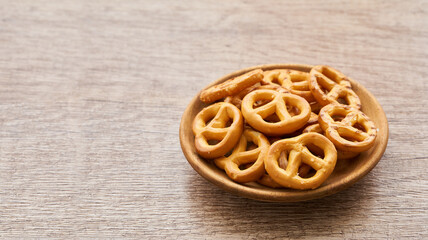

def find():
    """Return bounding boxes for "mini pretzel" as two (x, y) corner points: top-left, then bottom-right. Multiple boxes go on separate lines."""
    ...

(224, 82), (261, 108)
(309, 65), (361, 109)
(241, 89), (311, 136)
(192, 102), (243, 159)
(265, 133), (337, 190)
(200, 69), (264, 103)
(214, 129), (269, 183)
(303, 123), (360, 160)
(257, 152), (312, 188)
(318, 104), (377, 152)
(262, 69), (315, 102)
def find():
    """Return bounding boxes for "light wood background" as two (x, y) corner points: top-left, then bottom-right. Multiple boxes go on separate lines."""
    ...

(0, 0), (427, 238)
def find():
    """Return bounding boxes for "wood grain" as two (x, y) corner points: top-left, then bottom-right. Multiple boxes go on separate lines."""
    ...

(0, 0), (427, 238)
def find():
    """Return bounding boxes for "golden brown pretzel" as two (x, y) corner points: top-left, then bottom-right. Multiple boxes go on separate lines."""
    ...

(302, 123), (360, 160)
(262, 69), (315, 102)
(309, 65), (361, 109)
(200, 69), (264, 103)
(256, 84), (289, 93)
(241, 89), (311, 136)
(192, 102), (243, 159)
(224, 82), (261, 108)
(265, 133), (337, 190)
(214, 129), (269, 183)
(257, 151), (312, 188)
(318, 104), (377, 152)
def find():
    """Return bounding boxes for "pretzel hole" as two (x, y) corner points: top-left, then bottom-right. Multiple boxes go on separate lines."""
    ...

(306, 143), (325, 159)
(271, 76), (282, 85)
(253, 99), (270, 108)
(298, 164), (316, 178)
(265, 113), (281, 123)
(278, 151), (289, 170)
(207, 140), (221, 145)
(353, 122), (367, 132)
(205, 115), (215, 126)
(332, 114), (345, 122)
(287, 105), (301, 116)
(246, 141), (258, 151)
(224, 119), (232, 127)
(224, 148), (233, 157)
(337, 97), (349, 105)
(239, 162), (253, 170)
(319, 83), (330, 94)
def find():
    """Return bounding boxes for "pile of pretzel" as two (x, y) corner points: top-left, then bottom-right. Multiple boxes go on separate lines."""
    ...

(192, 65), (377, 190)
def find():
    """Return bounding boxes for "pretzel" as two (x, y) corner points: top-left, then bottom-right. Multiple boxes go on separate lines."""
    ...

(224, 82), (261, 108)
(303, 123), (360, 160)
(200, 69), (264, 103)
(309, 65), (361, 109)
(192, 102), (243, 159)
(257, 151), (312, 188)
(262, 69), (315, 102)
(241, 89), (311, 136)
(265, 133), (337, 189)
(214, 129), (269, 183)
(256, 83), (289, 93)
(318, 104), (377, 152)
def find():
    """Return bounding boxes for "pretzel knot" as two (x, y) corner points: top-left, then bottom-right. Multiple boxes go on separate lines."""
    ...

(262, 69), (315, 102)
(265, 133), (337, 190)
(318, 104), (377, 152)
(241, 89), (311, 136)
(192, 102), (243, 159)
(309, 65), (361, 109)
(214, 129), (269, 183)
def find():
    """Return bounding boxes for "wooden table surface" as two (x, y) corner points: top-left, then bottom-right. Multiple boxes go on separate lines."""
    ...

(0, 0), (427, 238)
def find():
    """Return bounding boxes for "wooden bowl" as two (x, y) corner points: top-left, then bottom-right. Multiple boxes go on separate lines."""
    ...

(179, 64), (389, 202)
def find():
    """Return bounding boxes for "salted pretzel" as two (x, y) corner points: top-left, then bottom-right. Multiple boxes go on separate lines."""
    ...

(262, 69), (315, 102)
(200, 69), (264, 103)
(265, 133), (337, 190)
(309, 65), (361, 109)
(214, 129), (269, 183)
(303, 123), (360, 160)
(192, 102), (243, 159)
(241, 89), (311, 136)
(318, 104), (377, 152)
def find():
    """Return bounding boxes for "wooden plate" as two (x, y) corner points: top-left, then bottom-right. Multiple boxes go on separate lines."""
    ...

(179, 64), (389, 202)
